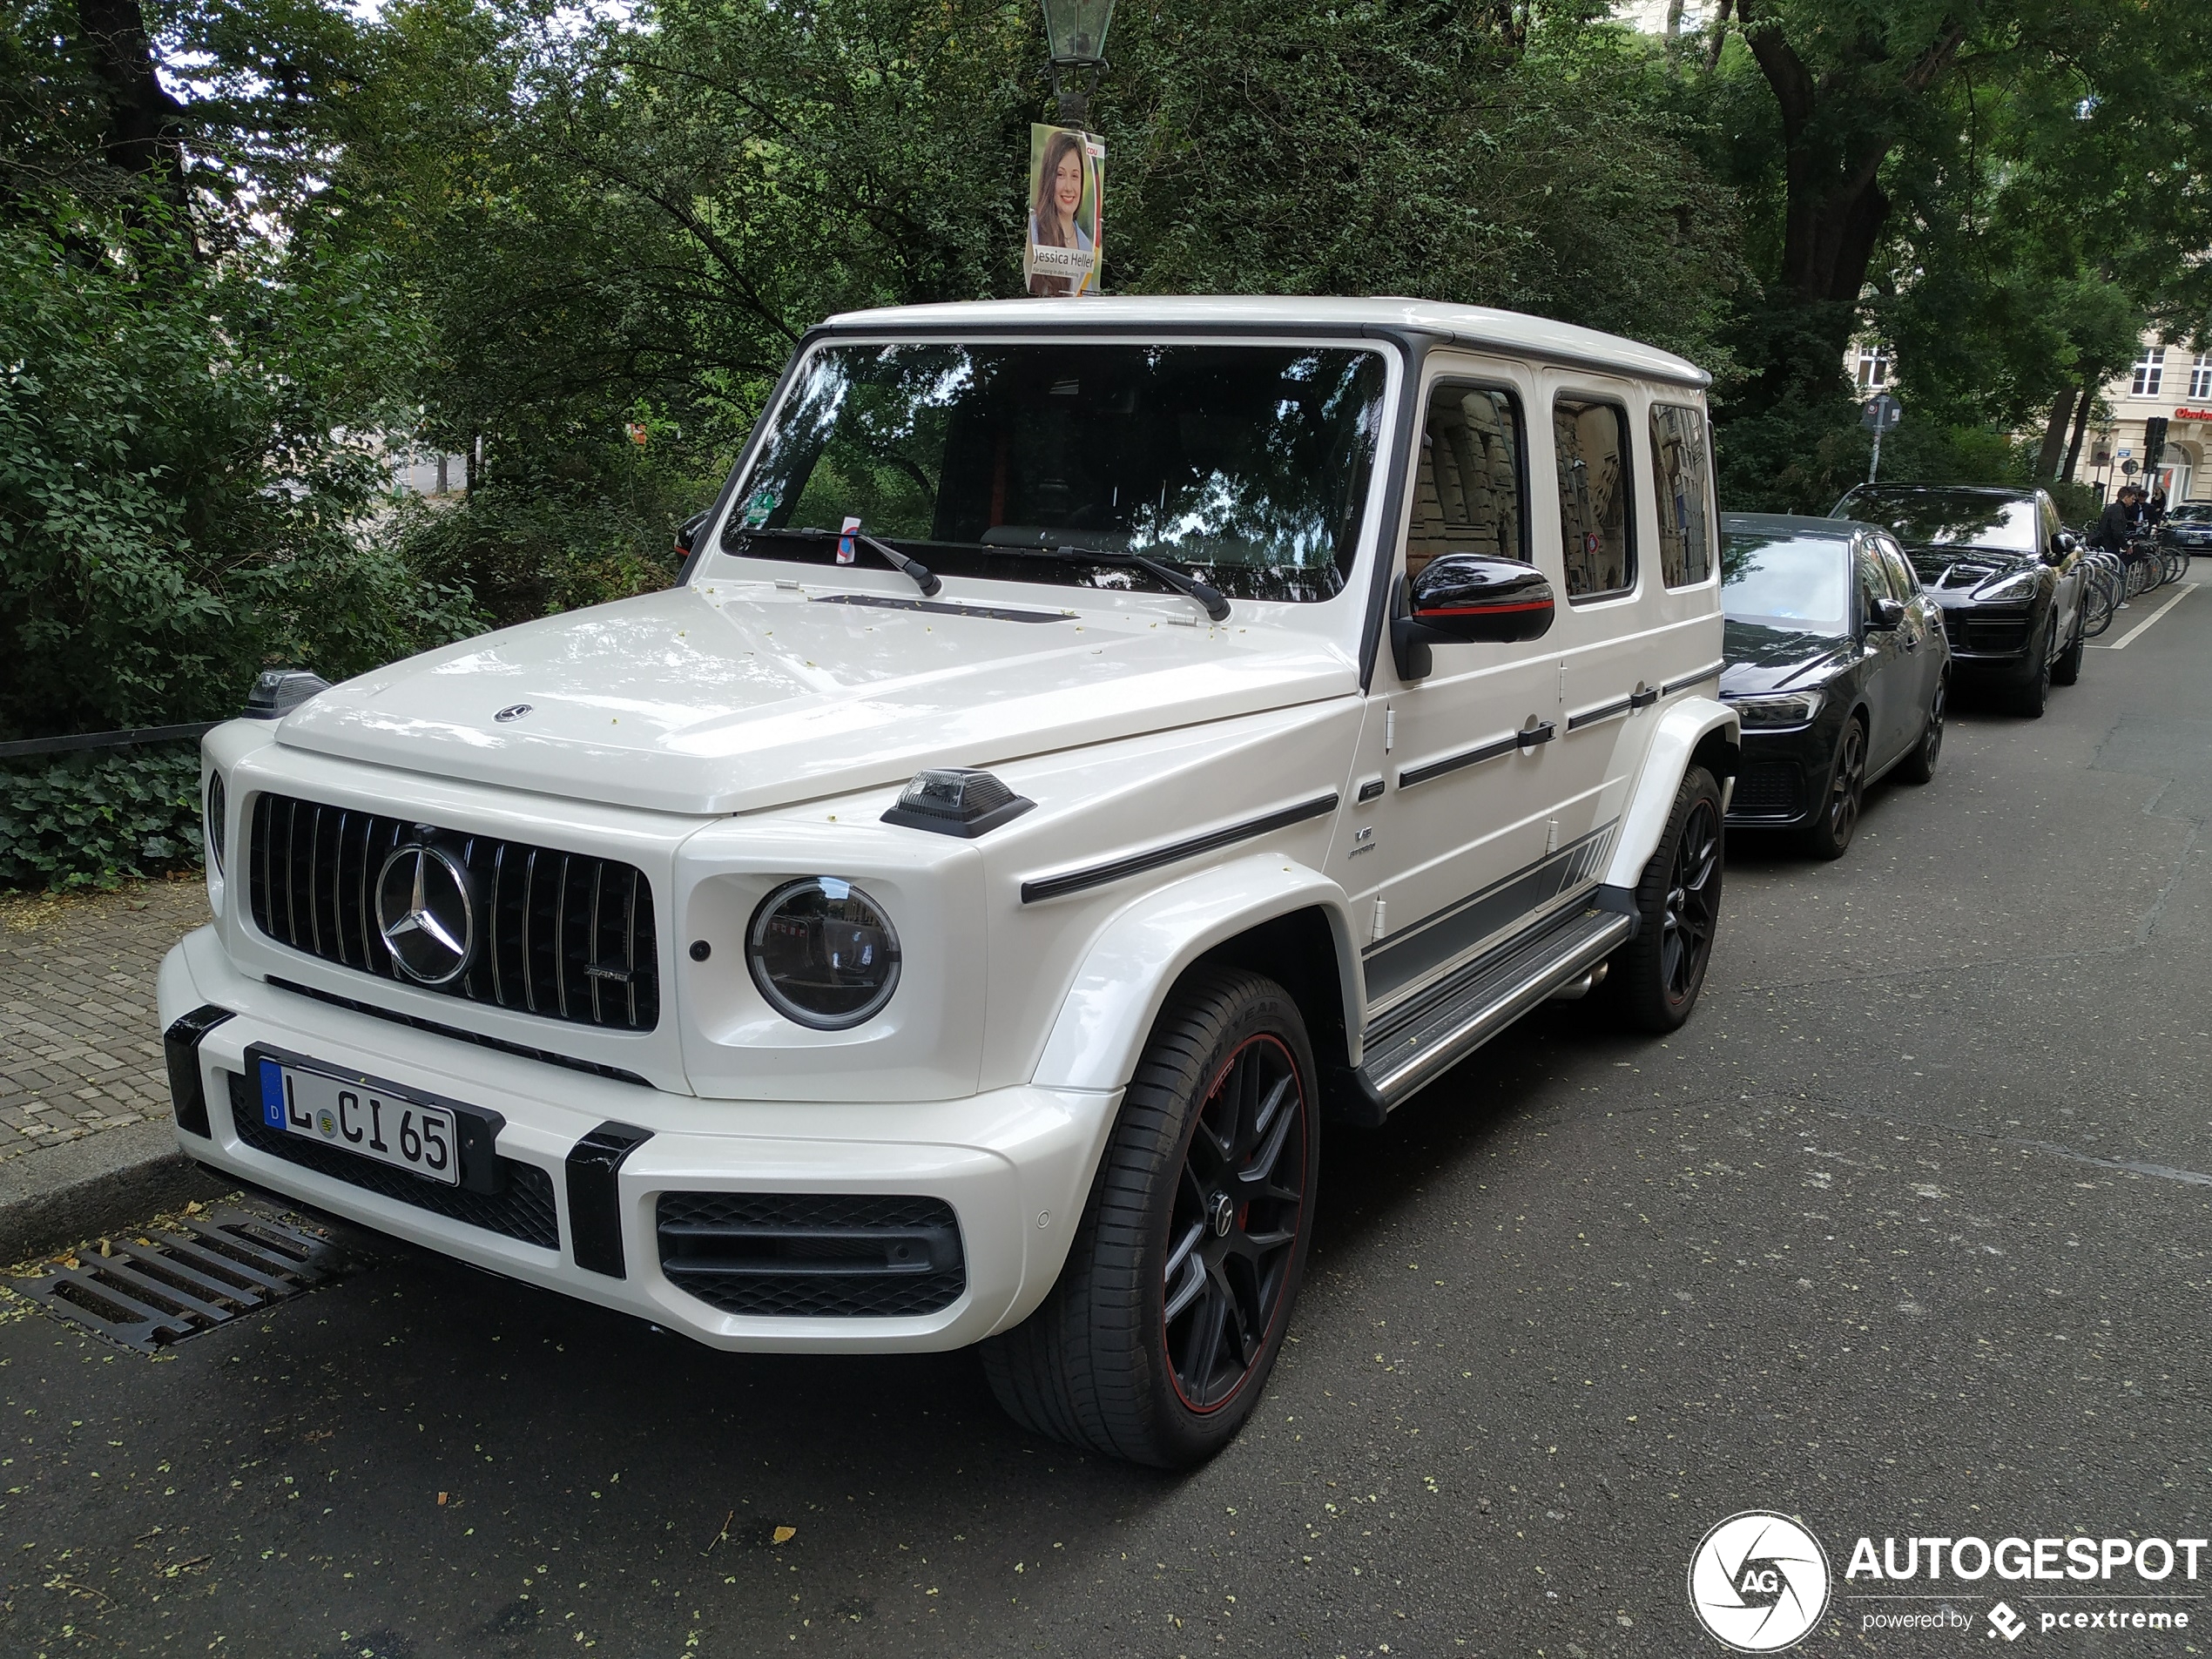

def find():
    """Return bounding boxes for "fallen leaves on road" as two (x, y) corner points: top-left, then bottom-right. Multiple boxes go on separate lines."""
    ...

(772, 1526), (797, 1545)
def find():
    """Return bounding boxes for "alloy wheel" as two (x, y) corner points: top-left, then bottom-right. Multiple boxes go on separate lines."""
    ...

(1660, 798), (1722, 1003)
(1919, 682), (1945, 772)
(1826, 723), (1866, 846)
(1163, 1033), (1308, 1412)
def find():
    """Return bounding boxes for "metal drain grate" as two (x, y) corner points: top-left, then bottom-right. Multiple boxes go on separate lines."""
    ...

(15, 1207), (346, 1352)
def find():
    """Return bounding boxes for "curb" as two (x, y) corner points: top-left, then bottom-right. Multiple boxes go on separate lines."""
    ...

(0, 1119), (228, 1262)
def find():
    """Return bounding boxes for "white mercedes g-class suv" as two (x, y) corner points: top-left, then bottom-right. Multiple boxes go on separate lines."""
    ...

(163, 297), (1737, 1467)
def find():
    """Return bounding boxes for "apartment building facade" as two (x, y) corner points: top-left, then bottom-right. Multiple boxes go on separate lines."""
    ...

(2067, 341), (2212, 504)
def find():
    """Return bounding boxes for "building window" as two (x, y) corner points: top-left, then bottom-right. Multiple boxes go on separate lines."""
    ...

(1854, 346), (1891, 390)
(2131, 347), (2165, 397)
(2191, 354), (2212, 400)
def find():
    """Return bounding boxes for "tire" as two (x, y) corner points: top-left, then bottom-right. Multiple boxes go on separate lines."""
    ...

(1898, 674), (1945, 785)
(2006, 627), (2052, 718)
(980, 966), (1319, 1467)
(2051, 614), (2084, 685)
(1602, 765), (1723, 1033)
(1796, 718), (1866, 860)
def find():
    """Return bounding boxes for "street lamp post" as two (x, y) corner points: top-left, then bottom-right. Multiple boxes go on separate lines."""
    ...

(1039, 0), (1115, 128)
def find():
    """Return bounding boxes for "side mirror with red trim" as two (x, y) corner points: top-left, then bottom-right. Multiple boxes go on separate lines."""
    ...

(1391, 553), (1555, 681)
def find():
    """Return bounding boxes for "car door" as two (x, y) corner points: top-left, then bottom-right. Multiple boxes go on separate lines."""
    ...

(1349, 364), (1566, 1012)
(1546, 379), (1653, 865)
(1873, 533), (1935, 747)
(1853, 535), (1912, 765)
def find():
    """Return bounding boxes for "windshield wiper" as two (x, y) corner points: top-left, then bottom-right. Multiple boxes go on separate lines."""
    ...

(982, 543), (1231, 623)
(730, 524), (941, 597)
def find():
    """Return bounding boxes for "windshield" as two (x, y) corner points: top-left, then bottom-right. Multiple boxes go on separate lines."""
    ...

(716, 341), (1389, 602)
(2169, 503), (2212, 523)
(1721, 529), (1851, 633)
(1834, 488), (2040, 554)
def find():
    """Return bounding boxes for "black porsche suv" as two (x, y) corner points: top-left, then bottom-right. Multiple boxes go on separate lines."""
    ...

(1831, 483), (2087, 718)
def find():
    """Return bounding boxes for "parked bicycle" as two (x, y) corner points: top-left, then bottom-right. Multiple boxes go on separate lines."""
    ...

(2074, 525), (2191, 638)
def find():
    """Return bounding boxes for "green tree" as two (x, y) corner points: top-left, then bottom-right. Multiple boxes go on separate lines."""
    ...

(1692, 0), (2212, 509)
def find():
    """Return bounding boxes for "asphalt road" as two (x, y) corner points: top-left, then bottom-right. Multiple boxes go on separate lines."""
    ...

(3, 586), (2208, 1659)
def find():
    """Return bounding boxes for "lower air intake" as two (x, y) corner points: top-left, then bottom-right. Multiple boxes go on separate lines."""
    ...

(656, 1192), (966, 1318)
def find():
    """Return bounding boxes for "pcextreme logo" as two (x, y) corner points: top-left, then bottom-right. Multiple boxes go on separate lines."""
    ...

(1688, 1511), (1832, 1653)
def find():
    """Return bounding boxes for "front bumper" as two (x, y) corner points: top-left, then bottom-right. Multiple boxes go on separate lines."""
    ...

(1936, 603), (2036, 665)
(1722, 719), (1838, 829)
(158, 926), (1117, 1352)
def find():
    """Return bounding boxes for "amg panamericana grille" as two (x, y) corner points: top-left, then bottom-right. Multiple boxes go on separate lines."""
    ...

(246, 792), (659, 1032)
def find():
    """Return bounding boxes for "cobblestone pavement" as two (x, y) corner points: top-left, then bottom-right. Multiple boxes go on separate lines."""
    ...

(0, 876), (206, 1163)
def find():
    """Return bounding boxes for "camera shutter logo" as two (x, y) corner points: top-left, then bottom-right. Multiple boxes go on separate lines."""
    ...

(375, 843), (476, 986)
(1688, 1511), (1831, 1652)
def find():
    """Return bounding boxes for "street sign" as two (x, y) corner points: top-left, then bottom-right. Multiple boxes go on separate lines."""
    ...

(1862, 393), (1902, 484)
(2121, 460), (2139, 475)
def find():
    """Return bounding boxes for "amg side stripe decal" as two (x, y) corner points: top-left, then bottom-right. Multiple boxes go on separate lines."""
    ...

(1019, 792), (1340, 905)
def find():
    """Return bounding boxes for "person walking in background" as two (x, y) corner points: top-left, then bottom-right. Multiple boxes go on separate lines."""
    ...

(2093, 483), (2144, 553)
(2148, 486), (2168, 526)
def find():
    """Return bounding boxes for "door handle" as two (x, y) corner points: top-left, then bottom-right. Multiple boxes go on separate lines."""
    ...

(1516, 720), (1555, 750)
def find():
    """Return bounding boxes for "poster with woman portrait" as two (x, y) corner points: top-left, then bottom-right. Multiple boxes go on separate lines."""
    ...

(1024, 124), (1104, 297)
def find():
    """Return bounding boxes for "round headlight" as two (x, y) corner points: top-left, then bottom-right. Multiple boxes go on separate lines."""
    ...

(205, 772), (226, 875)
(746, 878), (901, 1029)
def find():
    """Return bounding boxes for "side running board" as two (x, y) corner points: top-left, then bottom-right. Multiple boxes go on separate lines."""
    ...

(1351, 906), (1634, 1113)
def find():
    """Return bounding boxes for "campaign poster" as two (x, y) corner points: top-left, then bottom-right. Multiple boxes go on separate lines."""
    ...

(1024, 123), (1104, 297)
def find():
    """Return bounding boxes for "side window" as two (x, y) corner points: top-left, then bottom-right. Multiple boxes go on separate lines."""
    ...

(1553, 396), (1635, 600)
(1855, 542), (1890, 623)
(1406, 384), (1524, 577)
(1648, 403), (1714, 587)
(1876, 537), (1918, 597)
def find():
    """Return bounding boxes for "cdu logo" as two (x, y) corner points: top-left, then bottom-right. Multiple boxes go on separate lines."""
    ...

(1689, 1511), (1831, 1652)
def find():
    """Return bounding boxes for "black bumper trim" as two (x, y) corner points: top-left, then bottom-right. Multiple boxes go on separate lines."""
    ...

(566, 1123), (653, 1278)
(163, 1006), (234, 1138)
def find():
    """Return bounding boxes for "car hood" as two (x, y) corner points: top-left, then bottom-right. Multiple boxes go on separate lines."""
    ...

(1899, 543), (2038, 596)
(1721, 619), (1856, 694)
(273, 582), (1357, 815)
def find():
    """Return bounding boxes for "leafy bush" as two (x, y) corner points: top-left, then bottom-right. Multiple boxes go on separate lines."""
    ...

(0, 745), (205, 891)
(390, 480), (691, 632)
(0, 206), (479, 745)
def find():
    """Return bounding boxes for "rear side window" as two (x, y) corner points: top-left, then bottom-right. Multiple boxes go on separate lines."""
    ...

(1649, 404), (1713, 587)
(1553, 397), (1635, 601)
(1406, 384), (1524, 577)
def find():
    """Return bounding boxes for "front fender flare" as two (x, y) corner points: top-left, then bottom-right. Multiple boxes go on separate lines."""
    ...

(1601, 697), (1739, 890)
(1030, 854), (1362, 1095)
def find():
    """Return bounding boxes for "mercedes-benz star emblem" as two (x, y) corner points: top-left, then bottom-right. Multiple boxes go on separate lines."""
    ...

(375, 843), (475, 985)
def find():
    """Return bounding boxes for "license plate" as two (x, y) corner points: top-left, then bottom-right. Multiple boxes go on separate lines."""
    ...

(256, 1057), (461, 1187)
